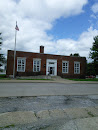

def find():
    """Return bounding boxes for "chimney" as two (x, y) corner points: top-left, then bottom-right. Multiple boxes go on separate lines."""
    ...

(40, 46), (44, 53)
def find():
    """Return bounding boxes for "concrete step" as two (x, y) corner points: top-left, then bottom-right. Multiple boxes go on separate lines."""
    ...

(16, 75), (52, 79)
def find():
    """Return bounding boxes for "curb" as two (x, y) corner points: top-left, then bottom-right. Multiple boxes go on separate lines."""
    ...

(0, 80), (98, 84)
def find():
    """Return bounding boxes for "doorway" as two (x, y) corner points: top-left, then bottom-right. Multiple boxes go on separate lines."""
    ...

(46, 59), (57, 76)
(49, 67), (54, 75)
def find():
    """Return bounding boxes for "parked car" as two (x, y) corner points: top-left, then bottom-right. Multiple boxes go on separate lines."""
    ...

(86, 75), (96, 78)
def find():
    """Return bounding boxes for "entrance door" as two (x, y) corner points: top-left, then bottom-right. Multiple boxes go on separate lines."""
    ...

(49, 67), (54, 75)
(46, 59), (57, 76)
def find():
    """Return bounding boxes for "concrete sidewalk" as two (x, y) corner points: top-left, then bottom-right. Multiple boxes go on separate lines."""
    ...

(0, 78), (98, 84)
(0, 107), (98, 129)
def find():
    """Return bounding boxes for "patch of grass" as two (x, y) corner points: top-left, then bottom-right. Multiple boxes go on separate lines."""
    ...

(87, 111), (95, 117)
(0, 74), (11, 80)
(0, 124), (15, 129)
(0, 74), (6, 78)
(68, 78), (98, 81)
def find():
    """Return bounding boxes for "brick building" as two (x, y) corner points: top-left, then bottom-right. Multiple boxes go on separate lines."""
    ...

(6, 46), (86, 78)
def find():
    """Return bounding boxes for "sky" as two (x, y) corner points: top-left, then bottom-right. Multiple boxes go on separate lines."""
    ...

(0, 0), (98, 62)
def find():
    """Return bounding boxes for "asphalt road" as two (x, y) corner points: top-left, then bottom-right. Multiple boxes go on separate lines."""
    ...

(0, 95), (98, 113)
(0, 83), (98, 97)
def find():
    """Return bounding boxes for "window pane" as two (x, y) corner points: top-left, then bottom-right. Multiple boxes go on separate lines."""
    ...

(77, 64), (79, 67)
(22, 60), (24, 64)
(18, 60), (21, 64)
(37, 68), (39, 72)
(34, 67), (36, 71)
(18, 67), (21, 71)
(63, 63), (65, 66)
(63, 69), (65, 72)
(37, 61), (39, 64)
(22, 67), (24, 71)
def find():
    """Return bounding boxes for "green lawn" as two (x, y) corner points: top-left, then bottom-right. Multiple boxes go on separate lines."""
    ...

(68, 78), (98, 81)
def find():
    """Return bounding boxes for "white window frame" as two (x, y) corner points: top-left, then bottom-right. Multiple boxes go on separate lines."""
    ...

(33, 58), (41, 72)
(74, 62), (80, 74)
(62, 61), (69, 73)
(17, 57), (26, 72)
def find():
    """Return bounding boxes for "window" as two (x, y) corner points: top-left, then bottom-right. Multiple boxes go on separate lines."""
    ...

(33, 59), (41, 72)
(62, 61), (69, 73)
(17, 58), (26, 72)
(74, 62), (80, 74)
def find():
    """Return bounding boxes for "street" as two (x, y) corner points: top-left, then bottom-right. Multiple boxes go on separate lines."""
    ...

(0, 82), (98, 129)
(0, 83), (98, 97)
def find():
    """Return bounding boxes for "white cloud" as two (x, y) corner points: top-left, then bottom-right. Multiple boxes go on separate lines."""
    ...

(90, 14), (97, 19)
(91, 3), (98, 13)
(1, 0), (95, 62)
(55, 27), (98, 60)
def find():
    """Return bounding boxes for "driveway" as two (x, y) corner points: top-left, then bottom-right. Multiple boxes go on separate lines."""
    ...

(0, 83), (98, 97)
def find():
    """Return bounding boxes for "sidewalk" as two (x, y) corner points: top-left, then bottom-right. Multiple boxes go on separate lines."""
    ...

(0, 107), (98, 129)
(0, 78), (98, 84)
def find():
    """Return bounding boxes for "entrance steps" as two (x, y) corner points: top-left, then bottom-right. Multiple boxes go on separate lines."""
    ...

(16, 75), (69, 82)
(16, 75), (52, 79)
(51, 76), (62, 79)
(16, 76), (64, 80)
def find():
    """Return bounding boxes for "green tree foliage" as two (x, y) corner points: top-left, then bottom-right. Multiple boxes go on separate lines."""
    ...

(0, 33), (5, 70)
(70, 53), (80, 57)
(86, 63), (96, 76)
(90, 36), (98, 61)
(90, 35), (98, 75)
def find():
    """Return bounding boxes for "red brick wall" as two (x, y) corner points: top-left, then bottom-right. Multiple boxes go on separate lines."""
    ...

(6, 50), (86, 78)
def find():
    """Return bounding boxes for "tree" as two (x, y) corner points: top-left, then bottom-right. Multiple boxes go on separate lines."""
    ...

(0, 33), (5, 71)
(70, 53), (80, 57)
(90, 35), (98, 75)
(86, 63), (96, 76)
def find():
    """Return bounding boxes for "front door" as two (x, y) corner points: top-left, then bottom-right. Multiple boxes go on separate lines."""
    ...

(49, 67), (54, 75)
(46, 59), (57, 76)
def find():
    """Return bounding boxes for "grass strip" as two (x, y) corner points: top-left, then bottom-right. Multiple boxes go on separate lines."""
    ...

(68, 78), (98, 81)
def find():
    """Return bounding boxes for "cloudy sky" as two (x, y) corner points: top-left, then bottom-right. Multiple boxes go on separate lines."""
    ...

(0, 0), (98, 62)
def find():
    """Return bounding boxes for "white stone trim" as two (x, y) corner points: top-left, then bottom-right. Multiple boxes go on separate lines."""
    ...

(74, 61), (80, 74)
(46, 59), (57, 76)
(17, 57), (26, 72)
(33, 58), (41, 72)
(62, 61), (69, 73)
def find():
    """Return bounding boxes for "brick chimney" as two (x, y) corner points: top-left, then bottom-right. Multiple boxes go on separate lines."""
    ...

(40, 46), (44, 53)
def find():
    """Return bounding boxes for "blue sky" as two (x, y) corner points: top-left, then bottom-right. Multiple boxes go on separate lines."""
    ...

(0, 0), (98, 62)
(47, 0), (97, 40)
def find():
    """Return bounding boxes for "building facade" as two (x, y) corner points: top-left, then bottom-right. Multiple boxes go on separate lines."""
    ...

(6, 46), (86, 78)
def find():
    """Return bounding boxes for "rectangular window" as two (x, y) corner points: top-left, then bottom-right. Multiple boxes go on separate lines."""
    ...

(74, 62), (80, 74)
(17, 58), (26, 72)
(33, 59), (41, 72)
(62, 61), (69, 73)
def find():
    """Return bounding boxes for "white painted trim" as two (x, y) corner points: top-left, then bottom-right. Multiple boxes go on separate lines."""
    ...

(46, 59), (57, 76)
(17, 57), (26, 72)
(74, 61), (80, 74)
(62, 61), (69, 73)
(33, 58), (41, 72)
